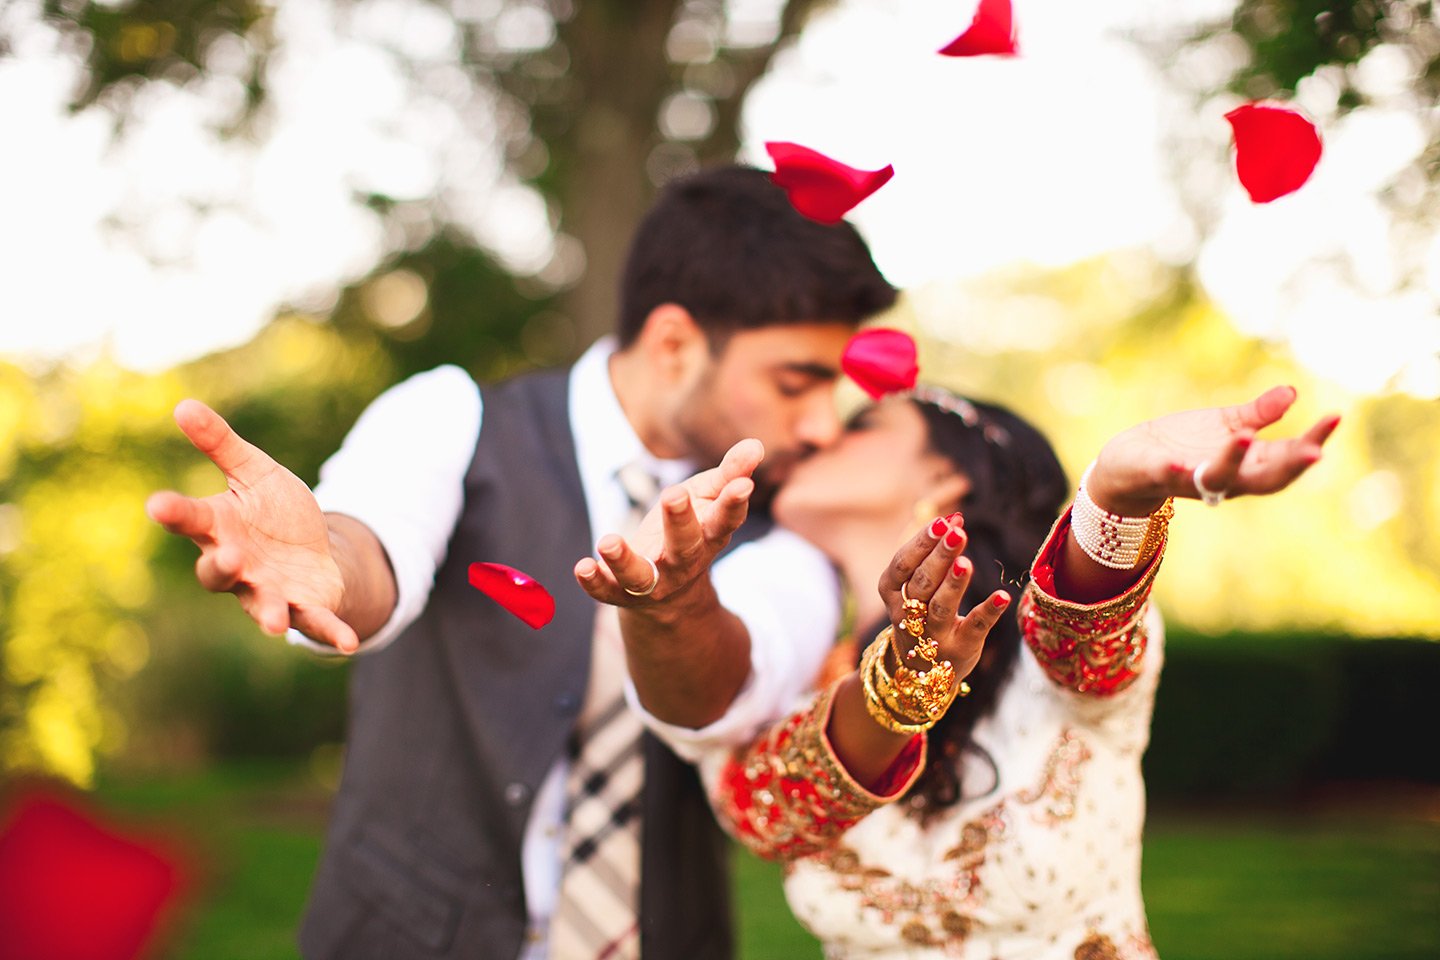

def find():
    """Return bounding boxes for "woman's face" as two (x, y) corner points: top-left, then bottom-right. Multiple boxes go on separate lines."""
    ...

(773, 399), (958, 554)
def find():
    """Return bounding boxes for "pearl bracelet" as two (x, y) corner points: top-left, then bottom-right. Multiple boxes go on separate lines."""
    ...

(1072, 465), (1173, 570)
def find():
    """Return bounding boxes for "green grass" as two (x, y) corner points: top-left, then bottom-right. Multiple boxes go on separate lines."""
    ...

(90, 764), (1440, 960)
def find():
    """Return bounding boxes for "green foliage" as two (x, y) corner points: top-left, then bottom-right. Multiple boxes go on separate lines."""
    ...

(37, 0), (270, 124)
(1218, 1), (1440, 108)
(1147, 632), (1440, 799)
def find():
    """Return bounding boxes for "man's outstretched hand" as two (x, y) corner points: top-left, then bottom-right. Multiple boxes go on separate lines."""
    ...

(573, 438), (762, 614)
(146, 400), (363, 653)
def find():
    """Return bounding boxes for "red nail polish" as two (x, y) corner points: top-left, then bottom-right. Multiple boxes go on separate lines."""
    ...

(947, 511), (964, 525)
(944, 528), (964, 549)
(952, 558), (969, 578)
(991, 593), (1010, 609)
(929, 517), (948, 538)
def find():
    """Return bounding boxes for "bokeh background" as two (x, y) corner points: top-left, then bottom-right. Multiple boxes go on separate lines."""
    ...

(1, 0), (1437, 957)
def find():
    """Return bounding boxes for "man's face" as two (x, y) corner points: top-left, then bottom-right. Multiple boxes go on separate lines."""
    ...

(671, 323), (854, 495)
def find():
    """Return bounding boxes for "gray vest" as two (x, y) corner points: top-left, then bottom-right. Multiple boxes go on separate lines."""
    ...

(298, 369), (748, 959)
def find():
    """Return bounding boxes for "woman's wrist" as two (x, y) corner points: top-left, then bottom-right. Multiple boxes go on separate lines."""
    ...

(1083, 452), (1170, 519)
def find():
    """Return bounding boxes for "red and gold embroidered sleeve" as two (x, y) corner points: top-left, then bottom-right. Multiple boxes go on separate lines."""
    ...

(1021, 506), (1165, 697)
(713, 682), (927, 862)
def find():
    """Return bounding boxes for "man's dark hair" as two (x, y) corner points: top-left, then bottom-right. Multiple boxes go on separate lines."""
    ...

(616, 165), (898, 347)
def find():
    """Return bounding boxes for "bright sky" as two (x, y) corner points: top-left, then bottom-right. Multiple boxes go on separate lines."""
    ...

(1, 0), (1436, 395)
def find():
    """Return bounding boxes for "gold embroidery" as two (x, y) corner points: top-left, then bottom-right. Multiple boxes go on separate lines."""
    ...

(717, 682), (927, 860)
(1075, 932), (1122, 960)
(808, 730), (1094, 950)
(1015, 729), (1093, 824)
(1021, 520), (1162, 696)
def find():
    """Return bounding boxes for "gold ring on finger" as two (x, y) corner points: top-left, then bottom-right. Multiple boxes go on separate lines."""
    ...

(899, 581), (929, 636)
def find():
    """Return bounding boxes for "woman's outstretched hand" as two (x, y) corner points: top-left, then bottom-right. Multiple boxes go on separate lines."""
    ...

(877, 515), (1012, 689)
(1086, 385), (1340, 518)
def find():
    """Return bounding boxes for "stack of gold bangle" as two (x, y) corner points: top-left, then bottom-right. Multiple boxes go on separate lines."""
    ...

(860, 625), (970, 735)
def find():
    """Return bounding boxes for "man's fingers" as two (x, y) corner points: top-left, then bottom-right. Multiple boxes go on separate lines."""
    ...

(660, 488), (707, 569)
(698, 477), (752, 545)
(718, 438), (764, 482)
(146, 491), (216, 542)
(173, 399), (274, 488)
(596, 534), (661, 599)
(291, 604), (359, 654)
(681, 438), (765, 500)
(195, 544), (244, 592)
(237, 585), (292, 636)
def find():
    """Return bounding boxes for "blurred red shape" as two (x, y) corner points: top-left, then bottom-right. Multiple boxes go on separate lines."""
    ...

(939, 0), (1018, 57)
(1226, 102), (1322, 203)
(842, 328), (919, 399)
(469, 561), (556, 629)
(765, 142), (894, 224)
(0, 791), (182, 960)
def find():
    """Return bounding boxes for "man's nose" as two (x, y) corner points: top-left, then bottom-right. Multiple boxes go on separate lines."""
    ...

(795, 395), (843, 449)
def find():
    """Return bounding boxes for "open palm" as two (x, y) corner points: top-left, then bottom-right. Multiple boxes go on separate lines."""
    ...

(1088, 386), (1340, 517)
(147, 400), (357, 651)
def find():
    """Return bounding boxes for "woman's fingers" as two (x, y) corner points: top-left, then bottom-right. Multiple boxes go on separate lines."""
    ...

(1226, 413), (1340, 497)
(1229, 385), (1297, 431)
(1190, 431), (1252, 500)
(923, 554), (971, 638)
(879, 514), (964, 611)
(938, 590), (1011, 673)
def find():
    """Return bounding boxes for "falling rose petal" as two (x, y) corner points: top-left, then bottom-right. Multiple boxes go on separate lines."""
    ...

(842, 328), (919, 399)
(765, 142), (894, 224)
(1226, 102), (1322, 203)
(0, 791), (184, 960)
(469, 561), (556, 630)
(939, 0), (1018, 57)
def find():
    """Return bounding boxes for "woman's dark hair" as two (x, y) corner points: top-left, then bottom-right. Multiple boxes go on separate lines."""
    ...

(616, 166), (897, 348)
(860, 389), (1069, 817)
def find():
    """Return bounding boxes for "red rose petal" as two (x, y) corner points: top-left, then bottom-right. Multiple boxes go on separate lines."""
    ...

(939, 0), (1018, 57)
(842, 328), (919, 399)
(469, 562), (556, 630)
(1226, 102), (1322, 203)
(765, 142), (894, 224)
(0, 792), (183, 960)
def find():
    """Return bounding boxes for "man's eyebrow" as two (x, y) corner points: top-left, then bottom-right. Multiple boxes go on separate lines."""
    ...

(778, 362), (840, 380)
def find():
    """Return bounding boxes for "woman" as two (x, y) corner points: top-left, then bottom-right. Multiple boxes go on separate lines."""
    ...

(580, 382), (1336, 958)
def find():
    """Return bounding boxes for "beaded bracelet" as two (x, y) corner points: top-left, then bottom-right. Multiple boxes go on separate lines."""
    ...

(1072, 465), (1174, 570)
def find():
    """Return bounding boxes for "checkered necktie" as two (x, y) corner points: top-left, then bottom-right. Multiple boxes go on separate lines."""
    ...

(549, 462), (659, 960)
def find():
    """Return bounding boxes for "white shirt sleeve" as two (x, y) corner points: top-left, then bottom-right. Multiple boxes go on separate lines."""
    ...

(628, 528), (841, 760)
(286, 365), (483, 656)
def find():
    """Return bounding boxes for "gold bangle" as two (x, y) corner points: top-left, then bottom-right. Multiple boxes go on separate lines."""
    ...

(860, 636), (932, 734)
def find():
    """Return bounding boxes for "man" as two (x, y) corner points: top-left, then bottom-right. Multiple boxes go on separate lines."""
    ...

(148, 165), (897, 959)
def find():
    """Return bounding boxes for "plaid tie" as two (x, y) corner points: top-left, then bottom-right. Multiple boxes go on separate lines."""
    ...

(549, 462), (659, 960)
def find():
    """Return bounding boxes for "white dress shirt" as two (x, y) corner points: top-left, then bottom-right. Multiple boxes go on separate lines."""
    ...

(288, 337), (840, 958)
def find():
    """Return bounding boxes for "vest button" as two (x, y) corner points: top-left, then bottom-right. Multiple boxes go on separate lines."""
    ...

(554, 692), (579, 713)
(504, 782), (530, 806)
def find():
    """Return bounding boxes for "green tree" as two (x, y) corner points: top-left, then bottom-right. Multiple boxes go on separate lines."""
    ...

(14, 0), (830, 353)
